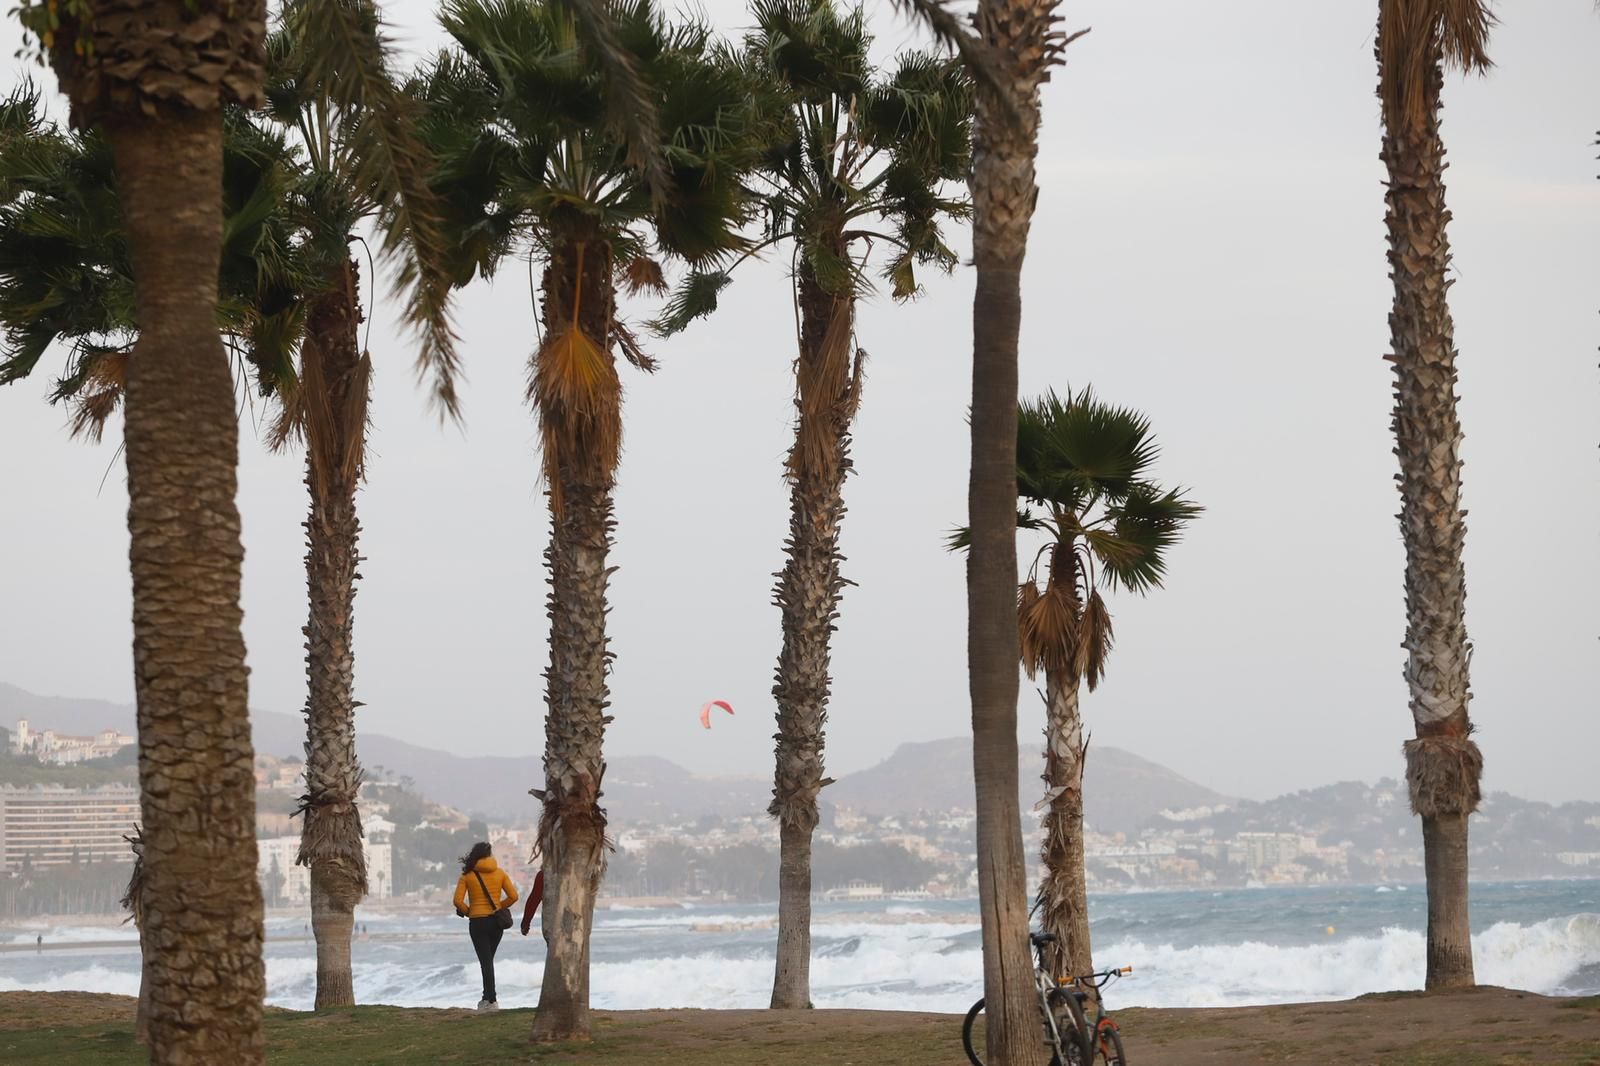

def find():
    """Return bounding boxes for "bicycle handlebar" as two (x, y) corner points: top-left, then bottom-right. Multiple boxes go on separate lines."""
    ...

(1070, 966), (1133, 988)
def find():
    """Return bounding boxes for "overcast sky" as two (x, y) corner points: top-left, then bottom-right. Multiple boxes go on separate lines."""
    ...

(1, 2), (1595, 805)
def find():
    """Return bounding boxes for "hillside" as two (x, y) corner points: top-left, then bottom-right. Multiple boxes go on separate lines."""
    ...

(828, 736), (1233, 836)
(0, 682), (1228, 831)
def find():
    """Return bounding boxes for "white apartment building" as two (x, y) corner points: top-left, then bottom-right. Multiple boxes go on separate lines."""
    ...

(0, 784), (140, 868)
(257, 835), (394, 905)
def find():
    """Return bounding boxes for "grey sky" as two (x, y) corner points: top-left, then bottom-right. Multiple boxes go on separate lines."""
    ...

(1, 2), (1595, 804)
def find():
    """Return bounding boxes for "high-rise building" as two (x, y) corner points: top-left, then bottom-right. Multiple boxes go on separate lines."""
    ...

(0, 784), (140, 869)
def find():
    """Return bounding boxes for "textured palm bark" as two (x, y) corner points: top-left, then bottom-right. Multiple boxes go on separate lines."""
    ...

(1038, 675), (1092, 990)
(769, 269), (855, 1010)
(531, 238), (617, 1043)
(969, 2), (1057, 1062)
(1379, 47), (1481, 992)
(295, 259), (369, 1011)
(111, 111), (265, 1064)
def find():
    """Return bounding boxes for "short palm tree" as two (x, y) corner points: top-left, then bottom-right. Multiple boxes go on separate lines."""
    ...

(1007, 389), (1197, 984)
(656, 0), (971, 1009)
(1375, 0), (1492, 991)
(417, 0), (768, 1039)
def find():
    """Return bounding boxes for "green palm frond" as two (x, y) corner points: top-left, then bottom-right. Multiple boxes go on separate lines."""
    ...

(1005, 387), (1200, 688)
(0, 99), (322, 438)
(1018, 388), (1159, 508)
(428, 0), (772, 331)
(650, 269), (730, 335)
(279, 0), (462, 417)
(556, 0), (671, 205)
(1094, 483), (1203, 594)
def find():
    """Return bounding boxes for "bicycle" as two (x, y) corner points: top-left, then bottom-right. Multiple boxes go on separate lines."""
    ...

(960, 932), (1130, 1066)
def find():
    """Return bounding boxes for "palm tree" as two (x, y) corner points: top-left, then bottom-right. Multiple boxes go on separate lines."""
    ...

(417, 0), (767, 1039)
(261, 0), (463, 1009)
(655, 0), (971, 1009)
(890, 0), (1083, 1060)
(1004, 389), (1197, 984)
(1374, 0), (1492, 991)
(0, 13), (454, 1002)
(7, 3), (270, 1056)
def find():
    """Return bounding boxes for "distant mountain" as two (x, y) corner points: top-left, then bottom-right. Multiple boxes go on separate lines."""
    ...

(0, 682), (1228, 831)
(827, 736), (1233, 836)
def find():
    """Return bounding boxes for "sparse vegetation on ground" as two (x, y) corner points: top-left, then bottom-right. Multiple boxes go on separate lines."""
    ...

(2, 988), (1597, 1065)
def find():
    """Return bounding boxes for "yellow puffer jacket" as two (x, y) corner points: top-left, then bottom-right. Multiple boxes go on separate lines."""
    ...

(453, 857), (519, 918)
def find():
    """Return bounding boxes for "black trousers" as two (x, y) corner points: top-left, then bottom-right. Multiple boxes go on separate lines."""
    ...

(468, 916), (505, 1003)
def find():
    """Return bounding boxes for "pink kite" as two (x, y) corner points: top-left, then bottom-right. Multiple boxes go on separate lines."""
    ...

(699, 700), (735, 729)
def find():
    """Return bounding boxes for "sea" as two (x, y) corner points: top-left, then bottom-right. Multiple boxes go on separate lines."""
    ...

(3, 880), (1597, 1013)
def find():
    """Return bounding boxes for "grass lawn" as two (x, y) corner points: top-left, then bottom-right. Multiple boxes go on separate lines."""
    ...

(3, 988), (1598, 1064)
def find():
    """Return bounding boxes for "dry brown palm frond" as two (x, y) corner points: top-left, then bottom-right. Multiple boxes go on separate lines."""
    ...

(67, 351), (128, 443)
(119, 826), (145, 927)
(1080, 590), (1114, 691)
(1403, 735), (1483, 818)
(1017, 582), (1043, 680)
(788, 296), (856, 483)
(531, 323), (622, 513)
(1378, 0), (1494, 132)
(1020, 577), (1081, 681)
(611, 319), (658, 373)
(298, 334), (340, 499)
(340, 351), (373, 485)
(266, 369), (306, 456)
(621, 257), (666, 297)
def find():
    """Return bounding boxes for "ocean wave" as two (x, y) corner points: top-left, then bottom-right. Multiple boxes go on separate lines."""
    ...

(1098, 912), (1600, 1008)
(8, 900), (1598, 1012)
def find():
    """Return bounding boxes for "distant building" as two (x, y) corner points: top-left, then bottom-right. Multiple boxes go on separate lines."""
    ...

(10, 718), (135, 765)
(821, 880), (884, 902)
(0, 784), (140, 869)
(256, 835), (394, 905)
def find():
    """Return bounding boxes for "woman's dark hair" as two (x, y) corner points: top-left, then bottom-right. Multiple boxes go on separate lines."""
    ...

(460, 841), (492, 874)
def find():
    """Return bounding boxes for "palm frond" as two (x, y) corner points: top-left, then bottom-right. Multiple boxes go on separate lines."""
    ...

(1080, 589), (1114, 691)
(556, 0), (671, 205)
(281, 0), (462, 417)
(1377, 0), (1494, 132)
(1019, 578), (1080, 682)
(649, 269), (730, 335)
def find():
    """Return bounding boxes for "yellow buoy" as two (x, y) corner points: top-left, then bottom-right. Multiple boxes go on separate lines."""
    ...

(1325, 926), (1336, 936)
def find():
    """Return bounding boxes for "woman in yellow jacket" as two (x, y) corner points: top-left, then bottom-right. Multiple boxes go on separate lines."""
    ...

(453, 842), (519, 1010)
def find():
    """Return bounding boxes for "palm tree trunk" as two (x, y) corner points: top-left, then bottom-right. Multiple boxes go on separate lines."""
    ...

(296, 258), (370, 1010)
(531, 481), (611, 1040)
(769, 269), (856, 1010)
(531, 238), (618, 1043)
(1379, 50), (1482, 992)
(1038, 673), (1091, 986)
(110, 109), (266, 1063)
(969, 1), (1055, 1062)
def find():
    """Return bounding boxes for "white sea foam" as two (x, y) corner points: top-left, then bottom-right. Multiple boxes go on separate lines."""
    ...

(7, 895), (1598, 1013)
(1099, 913), (1600, 1008)
(0, 963), (140, 997)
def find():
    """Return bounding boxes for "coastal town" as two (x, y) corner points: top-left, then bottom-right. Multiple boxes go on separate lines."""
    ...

(7, 723), (1596, 918)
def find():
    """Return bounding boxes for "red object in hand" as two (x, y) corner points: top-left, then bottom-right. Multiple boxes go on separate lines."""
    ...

(519, 870), (545, 936)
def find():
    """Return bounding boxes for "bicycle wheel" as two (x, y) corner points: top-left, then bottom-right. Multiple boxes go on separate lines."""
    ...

(1045, 989), (1091, 1066)
(1094, 1021), (1127, 1065)
(961, 998), (986, 1066)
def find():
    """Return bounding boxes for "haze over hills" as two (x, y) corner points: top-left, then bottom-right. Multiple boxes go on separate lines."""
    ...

(0, 682), (1228, 832)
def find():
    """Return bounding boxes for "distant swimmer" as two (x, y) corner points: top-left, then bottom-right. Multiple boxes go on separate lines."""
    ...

(35, 934), (41, 952)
